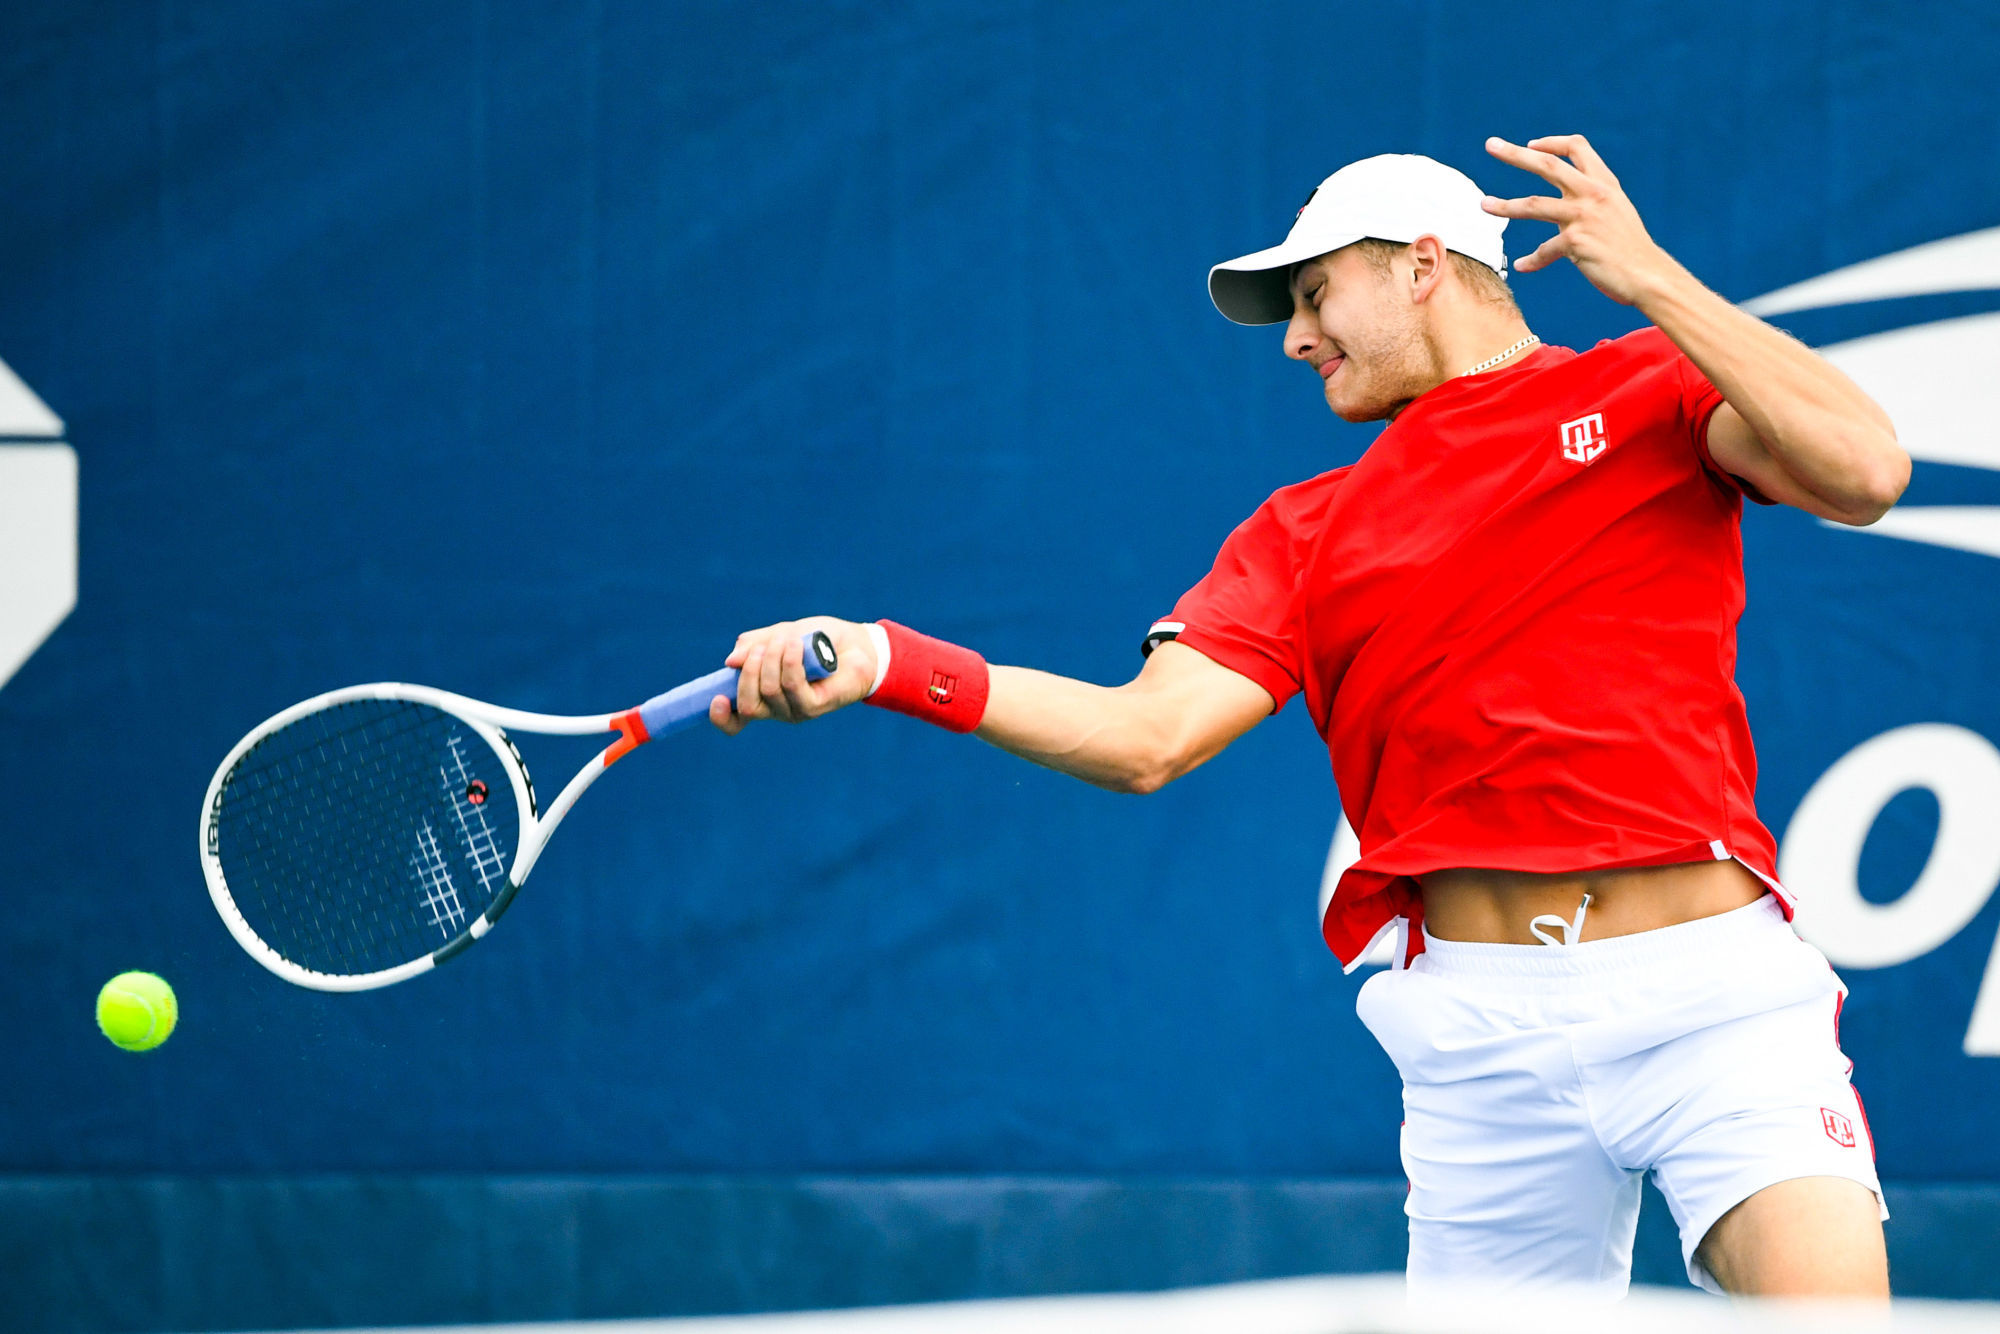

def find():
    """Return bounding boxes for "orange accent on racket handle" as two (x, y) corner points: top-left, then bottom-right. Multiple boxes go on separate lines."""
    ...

(604, 708), (651, 766)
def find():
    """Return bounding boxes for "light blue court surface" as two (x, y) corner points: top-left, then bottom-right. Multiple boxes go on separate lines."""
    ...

(217, 1279), (2000, 1334)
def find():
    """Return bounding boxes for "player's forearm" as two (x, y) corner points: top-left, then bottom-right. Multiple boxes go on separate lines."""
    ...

(716, 621), (1265, 790)
(1636, 261), (1907, 522)
(974, 665), (1192, 794)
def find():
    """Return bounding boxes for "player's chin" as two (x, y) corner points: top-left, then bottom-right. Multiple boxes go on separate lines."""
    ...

(1323, 380), (1391, 424)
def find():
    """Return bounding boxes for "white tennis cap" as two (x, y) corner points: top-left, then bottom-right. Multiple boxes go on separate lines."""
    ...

(1208, 154), (1510, 325)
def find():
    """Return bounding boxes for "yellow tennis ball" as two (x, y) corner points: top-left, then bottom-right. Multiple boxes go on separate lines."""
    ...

(96, 971), (177, 1052)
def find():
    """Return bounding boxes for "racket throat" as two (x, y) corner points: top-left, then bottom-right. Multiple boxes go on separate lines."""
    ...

(604, 709), (651, 766)
(433, 876), (523, 965)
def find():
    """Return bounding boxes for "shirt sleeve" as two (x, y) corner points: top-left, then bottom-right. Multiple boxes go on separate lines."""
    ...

(1142, 495), (1306, 712)
(1669, 334), (1778, 506)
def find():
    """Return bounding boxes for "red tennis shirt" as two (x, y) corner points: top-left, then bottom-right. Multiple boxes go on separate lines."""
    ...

(1149, 327), (1789, 969)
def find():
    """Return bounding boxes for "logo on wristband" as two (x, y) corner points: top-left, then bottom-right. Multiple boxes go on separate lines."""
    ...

(928, 671), (959, 706)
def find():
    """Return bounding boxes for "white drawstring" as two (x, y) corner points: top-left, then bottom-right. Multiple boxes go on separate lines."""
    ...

(1528, 893), (1592, 947)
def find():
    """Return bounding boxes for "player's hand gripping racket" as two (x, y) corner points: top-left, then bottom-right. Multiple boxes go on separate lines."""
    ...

(198, 632), (836, 991)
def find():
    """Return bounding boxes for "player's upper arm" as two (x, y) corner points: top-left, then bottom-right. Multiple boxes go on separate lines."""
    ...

(1702, 404), (1855, 523)
(1114, 639), (1276, 792)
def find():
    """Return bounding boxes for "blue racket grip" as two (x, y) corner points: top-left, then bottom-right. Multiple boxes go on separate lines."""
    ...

(630, 630), (838, 741)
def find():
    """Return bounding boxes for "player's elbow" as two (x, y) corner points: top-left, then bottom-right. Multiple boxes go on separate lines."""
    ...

(1086, 748), (1172, 795)
(1122, 728), (1223, 794)
(1825, 432), (1910, 527)
(1117, 761), (1177, 796)
(1098, 733), (1197, 796)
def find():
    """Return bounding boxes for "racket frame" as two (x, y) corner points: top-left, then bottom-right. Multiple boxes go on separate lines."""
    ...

(199, 683), (619, 992)
(201, 631), (834, 992)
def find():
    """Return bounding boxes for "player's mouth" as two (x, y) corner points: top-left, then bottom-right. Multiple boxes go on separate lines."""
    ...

(1318, 354), (1345, 380)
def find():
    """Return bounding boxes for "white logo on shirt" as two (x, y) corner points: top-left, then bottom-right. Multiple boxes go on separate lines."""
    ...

(1559, 412), (1608, 465)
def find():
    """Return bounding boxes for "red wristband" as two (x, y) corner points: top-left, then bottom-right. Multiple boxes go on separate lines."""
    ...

(864, 620), (990, 733)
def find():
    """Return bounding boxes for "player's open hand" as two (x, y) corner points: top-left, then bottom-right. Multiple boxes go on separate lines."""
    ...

(1480, 135), (1680, 307)
(711, 616), (877, 734)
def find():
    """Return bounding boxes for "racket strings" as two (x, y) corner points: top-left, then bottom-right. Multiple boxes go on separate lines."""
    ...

(214, 699), (521, 977)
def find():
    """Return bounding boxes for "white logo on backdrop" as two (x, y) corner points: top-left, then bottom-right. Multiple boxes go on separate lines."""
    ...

(1325, 227), (2000, 1054)
(0, 355), (77, 691)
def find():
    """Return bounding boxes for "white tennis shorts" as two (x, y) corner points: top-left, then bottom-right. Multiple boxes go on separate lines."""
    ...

(1355, 895), (1884, 1296)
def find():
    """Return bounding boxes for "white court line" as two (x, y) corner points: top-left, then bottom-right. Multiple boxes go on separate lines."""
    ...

(247, 1274), (2000, 1334)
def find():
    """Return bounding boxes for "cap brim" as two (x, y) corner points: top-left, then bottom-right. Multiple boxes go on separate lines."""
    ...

(1207, 232), (1363, 325)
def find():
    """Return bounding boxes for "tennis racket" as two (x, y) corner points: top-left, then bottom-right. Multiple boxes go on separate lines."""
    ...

(199, 631), (836, 992)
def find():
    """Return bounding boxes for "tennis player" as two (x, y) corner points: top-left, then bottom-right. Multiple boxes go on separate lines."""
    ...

(714, 135), (1908, 1299)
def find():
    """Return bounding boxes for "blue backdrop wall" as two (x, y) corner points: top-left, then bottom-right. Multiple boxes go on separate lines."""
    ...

(3, 1), (1999, 1326)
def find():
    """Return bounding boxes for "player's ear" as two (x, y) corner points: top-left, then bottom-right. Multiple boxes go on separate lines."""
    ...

(1408, 234), (1449, 303)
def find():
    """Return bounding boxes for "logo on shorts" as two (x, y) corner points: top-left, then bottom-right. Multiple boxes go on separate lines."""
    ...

(927, 670), (958, 706)
(1559, 412), (1609, 465)
(1822, 1107), (1857, 1148)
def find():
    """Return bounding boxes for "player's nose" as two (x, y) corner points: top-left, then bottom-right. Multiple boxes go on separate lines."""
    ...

(1284, 307), (1321, 362)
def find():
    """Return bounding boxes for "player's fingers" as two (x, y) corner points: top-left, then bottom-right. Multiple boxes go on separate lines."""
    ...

(1527, 133), (1615, 183)
(757, 632), (796, 720)
(737, 643), (771, 718)
(1480, 193), (1571, 223)
(1513, 233), (1569, 274)
(725, 624), (783, 669)
(777, 637), (819, 719)
(1484, 136), (1587, 193)
(708, 693), (746, 735)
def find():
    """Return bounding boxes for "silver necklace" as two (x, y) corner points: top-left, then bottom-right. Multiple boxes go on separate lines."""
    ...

(1459, 334), (1540, 379)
